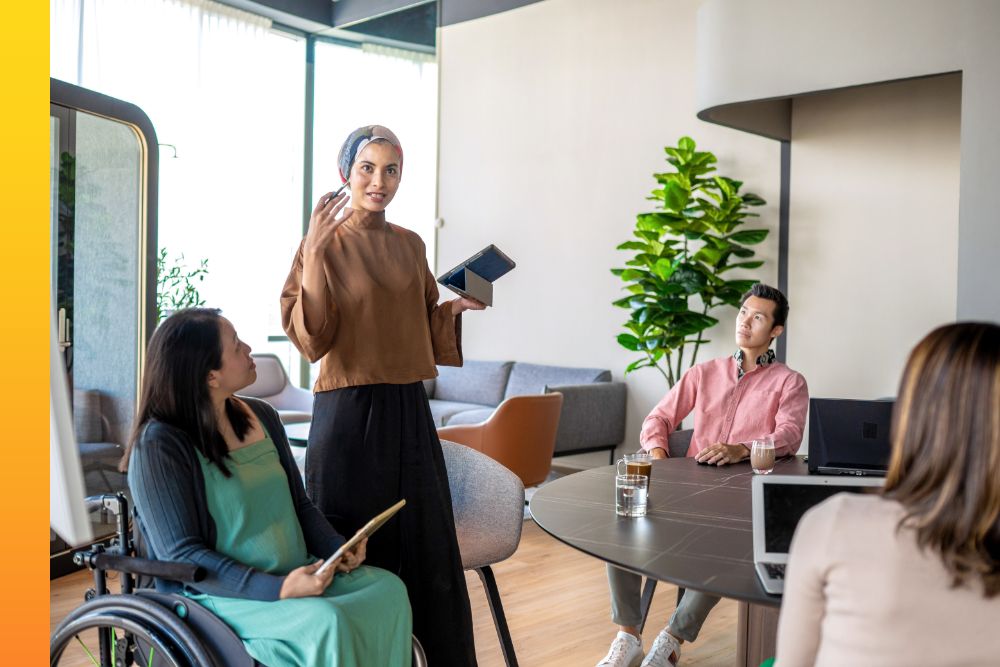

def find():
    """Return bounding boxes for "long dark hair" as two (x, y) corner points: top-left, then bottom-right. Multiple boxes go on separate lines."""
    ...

(884, 321), (1000, 597)
(120, 308), (252, 476)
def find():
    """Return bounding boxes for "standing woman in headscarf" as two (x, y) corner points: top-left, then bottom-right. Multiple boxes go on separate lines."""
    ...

(281, 125), (483, 665)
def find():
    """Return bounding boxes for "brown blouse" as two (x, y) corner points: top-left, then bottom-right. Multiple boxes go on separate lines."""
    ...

(280, 214), (462, 393)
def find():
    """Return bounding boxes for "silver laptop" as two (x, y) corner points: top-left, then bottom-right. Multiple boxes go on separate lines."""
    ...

(751, 474), (883, 594)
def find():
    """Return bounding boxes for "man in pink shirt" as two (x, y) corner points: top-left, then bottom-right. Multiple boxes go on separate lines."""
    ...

(597, 284), (808, 667)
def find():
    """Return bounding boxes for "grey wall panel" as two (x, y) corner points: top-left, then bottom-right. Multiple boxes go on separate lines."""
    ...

(697, 0), (1000, 321)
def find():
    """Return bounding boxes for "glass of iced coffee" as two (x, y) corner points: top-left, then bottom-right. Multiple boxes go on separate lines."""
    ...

(750, 437), (776, 474)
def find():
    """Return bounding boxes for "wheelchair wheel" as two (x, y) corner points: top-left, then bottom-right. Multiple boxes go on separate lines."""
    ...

(51, 594), (215, 667)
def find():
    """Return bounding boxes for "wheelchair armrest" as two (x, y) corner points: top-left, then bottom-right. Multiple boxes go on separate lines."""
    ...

(76, 551), (206, 584)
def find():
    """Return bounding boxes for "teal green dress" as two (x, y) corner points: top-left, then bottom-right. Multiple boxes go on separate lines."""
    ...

(186, 434), (412, 667)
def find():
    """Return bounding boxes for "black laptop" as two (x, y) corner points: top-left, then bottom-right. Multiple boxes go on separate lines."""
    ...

(808, 398), (894, 476)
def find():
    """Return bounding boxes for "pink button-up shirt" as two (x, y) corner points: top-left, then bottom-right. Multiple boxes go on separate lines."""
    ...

(640, 355), (809, 458)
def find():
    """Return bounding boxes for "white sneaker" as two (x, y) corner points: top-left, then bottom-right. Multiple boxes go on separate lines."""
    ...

(596, 631), (644, 667)
(640, 629), (681, 667)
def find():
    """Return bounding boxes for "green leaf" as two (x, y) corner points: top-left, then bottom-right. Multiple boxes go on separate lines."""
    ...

(652, 258), (676, 281)
(677, 136), (696, 152)
(620, 269), (645, 281)
(663, 181), (690, 212)
(727, 229), (769, 245)
(692, 246), (724, 265)
(617, 334), (642, 351)
(625, 358), (650, 374)
(669, 266), (708, 294)
(718, 260), (764, 273)
(612, 296), (633, 308)
(724, 279), (759, 294)
(617, 241), (649, 251)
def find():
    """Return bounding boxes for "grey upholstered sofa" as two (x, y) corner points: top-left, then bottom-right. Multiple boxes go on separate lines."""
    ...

(424, 361), (627, 460)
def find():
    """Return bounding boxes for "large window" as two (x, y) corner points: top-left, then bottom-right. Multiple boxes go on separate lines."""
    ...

(51, 0), (306, 373)
(313, 41), (439, 260)
(51, 0), (439, 388)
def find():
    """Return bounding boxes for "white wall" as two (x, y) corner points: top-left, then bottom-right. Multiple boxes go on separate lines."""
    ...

(787, 75), (962, 405)
(698, 0), (1000, 321)
(437, 0), (782, 461)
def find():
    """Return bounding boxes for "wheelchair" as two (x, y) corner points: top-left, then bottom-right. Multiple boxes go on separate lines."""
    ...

(50, 493), (428, 667)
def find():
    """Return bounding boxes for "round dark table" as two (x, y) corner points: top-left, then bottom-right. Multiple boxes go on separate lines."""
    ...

(529, 456), (809, 665)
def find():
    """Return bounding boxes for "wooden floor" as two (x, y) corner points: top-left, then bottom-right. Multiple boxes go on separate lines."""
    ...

(51, 521), (738, 666)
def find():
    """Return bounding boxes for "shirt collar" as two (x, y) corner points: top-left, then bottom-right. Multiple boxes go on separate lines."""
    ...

(733, 348), (776, 379)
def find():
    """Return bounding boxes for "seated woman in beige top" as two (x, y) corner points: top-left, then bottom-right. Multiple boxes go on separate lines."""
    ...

(775, 322), (1000, 666)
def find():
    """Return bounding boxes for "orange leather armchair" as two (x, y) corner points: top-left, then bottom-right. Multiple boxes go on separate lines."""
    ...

(437, 393), (563, 488)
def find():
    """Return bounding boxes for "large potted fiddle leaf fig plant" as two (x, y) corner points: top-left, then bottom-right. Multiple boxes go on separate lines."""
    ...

(612, 136), (768, 388)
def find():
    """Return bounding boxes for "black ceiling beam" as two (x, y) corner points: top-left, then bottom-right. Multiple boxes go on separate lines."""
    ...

(219, 0), (333, 32)
(439, 0), (543, 26)
(332, 0), (431, 28)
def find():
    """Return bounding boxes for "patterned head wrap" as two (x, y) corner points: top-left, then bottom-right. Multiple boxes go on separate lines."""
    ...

(337, 125), (403, 183)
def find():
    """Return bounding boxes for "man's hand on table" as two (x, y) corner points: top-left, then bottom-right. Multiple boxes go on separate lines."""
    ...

(648, 447), (667, 460)
(695, 443), (750, 466)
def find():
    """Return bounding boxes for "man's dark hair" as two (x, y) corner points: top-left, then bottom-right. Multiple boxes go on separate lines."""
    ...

(739, 283), (788, 328)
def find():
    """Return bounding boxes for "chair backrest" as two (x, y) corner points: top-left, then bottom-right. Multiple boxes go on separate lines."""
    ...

(241, 354), (289, 398)
(668, 428), (694, 458)
(483, 392), (563, 487)
(439, 439), (525, 570)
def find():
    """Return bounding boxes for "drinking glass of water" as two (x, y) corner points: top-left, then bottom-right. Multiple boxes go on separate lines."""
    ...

(751, 437), (776, 475)
(615, 473), (648, 517)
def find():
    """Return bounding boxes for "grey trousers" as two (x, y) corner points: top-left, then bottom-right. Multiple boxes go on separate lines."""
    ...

(607, 564), (721, 642)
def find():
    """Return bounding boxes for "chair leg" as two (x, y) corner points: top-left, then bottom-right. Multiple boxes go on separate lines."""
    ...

(609, 449), (615, 465)
(638, 577), (658, 634)
(476, 565), (518, 667)
(638, 581), (685, 634)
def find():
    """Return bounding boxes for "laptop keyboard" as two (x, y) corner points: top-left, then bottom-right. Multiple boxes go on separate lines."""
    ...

(764, 563), (786, 579)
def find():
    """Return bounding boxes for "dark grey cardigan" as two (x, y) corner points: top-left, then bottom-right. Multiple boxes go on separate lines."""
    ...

(128, 396), (344, 601)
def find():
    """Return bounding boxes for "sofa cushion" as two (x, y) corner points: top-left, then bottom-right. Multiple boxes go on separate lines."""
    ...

(422, 378), (436, 398)
(434, 360), (513, 407)
(545, 382), (626, 454)
(442, 408), (495, 427)
(505, 363), (612, 399)
(428, 400), (493, 427)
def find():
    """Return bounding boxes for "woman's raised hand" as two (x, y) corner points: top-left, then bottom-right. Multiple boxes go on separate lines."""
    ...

(279, 558), (336, 599)
(304, 191), (353, 254)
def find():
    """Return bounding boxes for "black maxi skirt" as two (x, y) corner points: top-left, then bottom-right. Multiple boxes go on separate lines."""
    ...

(306, 382), (478, 666)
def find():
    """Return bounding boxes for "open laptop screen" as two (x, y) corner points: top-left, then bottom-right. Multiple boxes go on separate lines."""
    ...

(763, 484), (867, 552)
(754, 475), (884, 558)
(808, 398), (894, 475)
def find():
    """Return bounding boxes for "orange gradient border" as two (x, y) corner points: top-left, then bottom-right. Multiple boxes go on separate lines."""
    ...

(2, 2), (49, 662)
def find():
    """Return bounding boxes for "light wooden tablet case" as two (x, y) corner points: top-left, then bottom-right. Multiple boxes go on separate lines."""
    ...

(316, 499), (406, 575)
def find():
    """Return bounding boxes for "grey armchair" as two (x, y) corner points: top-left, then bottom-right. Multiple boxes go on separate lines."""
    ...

(440, 439), (525, 667)
(240, 353), (313, 425)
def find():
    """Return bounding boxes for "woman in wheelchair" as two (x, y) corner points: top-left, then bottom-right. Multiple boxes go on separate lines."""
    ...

(121, 307), (413, 666)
